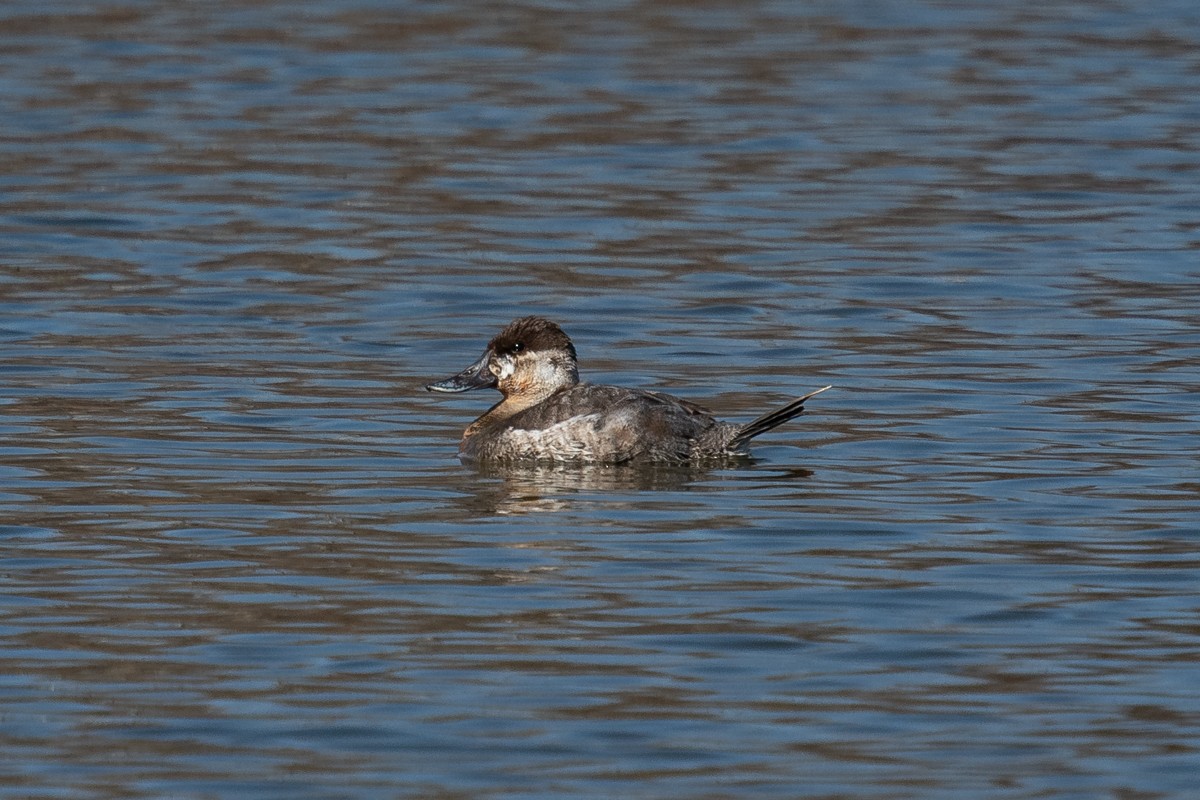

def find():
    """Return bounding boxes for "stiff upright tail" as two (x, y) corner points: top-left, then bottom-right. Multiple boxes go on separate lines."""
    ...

(726, 386), (832, 452)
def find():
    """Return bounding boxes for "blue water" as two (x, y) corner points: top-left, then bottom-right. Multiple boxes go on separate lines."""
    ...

(2, 1), (1199, 798)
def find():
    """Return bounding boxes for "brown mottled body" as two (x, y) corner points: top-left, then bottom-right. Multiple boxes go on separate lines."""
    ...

(461, 384), (738, 463)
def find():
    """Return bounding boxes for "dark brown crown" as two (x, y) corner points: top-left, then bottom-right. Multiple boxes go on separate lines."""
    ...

(488, 316), (577, 360)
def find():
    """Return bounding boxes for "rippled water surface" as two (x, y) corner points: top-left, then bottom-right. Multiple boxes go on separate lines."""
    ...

(3, 1), (1199, 798)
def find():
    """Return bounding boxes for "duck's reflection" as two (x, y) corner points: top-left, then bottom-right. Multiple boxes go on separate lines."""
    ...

(458, 459), (812, 515)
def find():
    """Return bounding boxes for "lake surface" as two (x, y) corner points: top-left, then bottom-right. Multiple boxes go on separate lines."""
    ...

(2, 1), (1199, 798)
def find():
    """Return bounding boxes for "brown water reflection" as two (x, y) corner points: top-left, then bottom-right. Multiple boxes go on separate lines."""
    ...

(3, 0), (1200, 798)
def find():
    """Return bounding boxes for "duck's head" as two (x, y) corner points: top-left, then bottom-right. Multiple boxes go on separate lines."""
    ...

(425, 316), (579, 401)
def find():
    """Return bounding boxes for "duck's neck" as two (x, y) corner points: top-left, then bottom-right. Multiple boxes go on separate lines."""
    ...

(461, 360), (580, 442)
(462, 387), (561, 439)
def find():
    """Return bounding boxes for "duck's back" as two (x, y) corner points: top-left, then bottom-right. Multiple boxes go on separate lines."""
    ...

(464, 383), (731, 463)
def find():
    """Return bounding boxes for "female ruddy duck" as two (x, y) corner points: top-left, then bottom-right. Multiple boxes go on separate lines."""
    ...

(426, 316), (830, 464)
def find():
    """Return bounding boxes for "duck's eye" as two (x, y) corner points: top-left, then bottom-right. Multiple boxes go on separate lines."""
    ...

(511, 342), (524, 353)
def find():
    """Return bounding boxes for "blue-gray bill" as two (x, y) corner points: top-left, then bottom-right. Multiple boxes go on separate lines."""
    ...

(425, 350), (496, 393)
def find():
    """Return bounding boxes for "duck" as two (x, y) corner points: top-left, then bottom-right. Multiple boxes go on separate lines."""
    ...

(426, 316), (830, 464)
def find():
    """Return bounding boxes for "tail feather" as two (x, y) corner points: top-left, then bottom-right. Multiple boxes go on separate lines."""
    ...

(726, 386), (831, 452)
